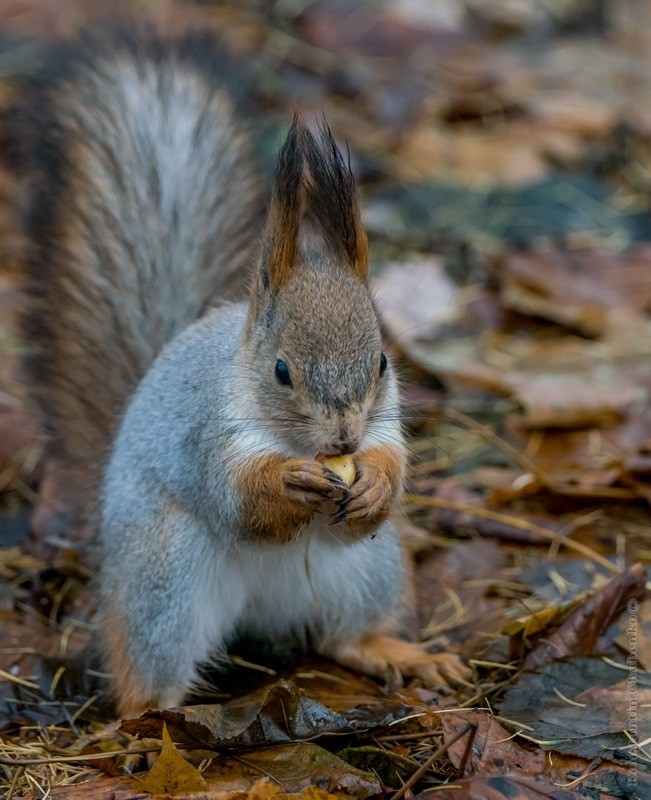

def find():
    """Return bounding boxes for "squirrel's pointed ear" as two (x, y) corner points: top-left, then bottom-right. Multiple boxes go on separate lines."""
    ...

(300, 122), (369, 281)
(260, 117), (303, 293)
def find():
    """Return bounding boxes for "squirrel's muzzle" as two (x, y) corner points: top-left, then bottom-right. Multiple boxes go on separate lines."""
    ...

(329, 427), (360, 455)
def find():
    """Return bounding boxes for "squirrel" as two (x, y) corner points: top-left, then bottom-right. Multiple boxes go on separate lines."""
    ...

(19, 28), (468, 716)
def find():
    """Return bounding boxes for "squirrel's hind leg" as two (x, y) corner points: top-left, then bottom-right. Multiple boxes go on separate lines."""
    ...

(102, 618), (187, 717)
(100, 500), (243, 718)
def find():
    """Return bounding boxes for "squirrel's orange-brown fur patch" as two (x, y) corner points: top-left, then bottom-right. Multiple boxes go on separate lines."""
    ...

(355, 444), (405, 499)
(233, 454), (321, 544)
(232, 446), (404, 544)
(103, 614), (156, 717)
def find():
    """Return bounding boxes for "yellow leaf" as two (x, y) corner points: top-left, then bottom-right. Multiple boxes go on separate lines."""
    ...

(139, 723), (208, 794)
(247, 779), (343, 800)
(248, 778), (284, 800)
(503, 605), (566, 637)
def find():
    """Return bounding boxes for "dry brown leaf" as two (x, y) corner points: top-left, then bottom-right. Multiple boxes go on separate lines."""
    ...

(441, 709), (545, 775)
(441, 709), (649, 796)
(513, 375), (642, 429)
(373, 258), (460, 347)
(42, 744), (381, 800)
(45, 777), (242, 800)
(498, 247), (651, 335)
(120, 679), (412, 747)
(524, 563), (647, 670)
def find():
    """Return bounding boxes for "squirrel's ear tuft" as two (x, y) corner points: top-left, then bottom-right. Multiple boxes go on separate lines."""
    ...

(300, 120), (369, 281)
(261, 115), (303, 293)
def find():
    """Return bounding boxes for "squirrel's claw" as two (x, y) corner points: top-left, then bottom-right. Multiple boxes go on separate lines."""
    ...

(337, 489), (351, 506)
(330, 490), (351, 525)
(323, 469), (350, 494)
(284, 462), (339, 498)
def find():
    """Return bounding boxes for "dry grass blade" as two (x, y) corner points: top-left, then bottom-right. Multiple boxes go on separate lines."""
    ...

(0, 738), (104, 798)
(403, 493), (622, 575)
(0, 747), (163, 767)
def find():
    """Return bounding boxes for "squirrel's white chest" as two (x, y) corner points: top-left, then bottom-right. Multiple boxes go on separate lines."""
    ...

(223, 523), (381, 642)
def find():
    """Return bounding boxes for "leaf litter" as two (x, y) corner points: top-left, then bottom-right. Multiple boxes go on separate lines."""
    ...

(0, 0), (650, 798)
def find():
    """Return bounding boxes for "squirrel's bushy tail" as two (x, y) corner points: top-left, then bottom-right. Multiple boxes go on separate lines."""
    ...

(19, 29), (260, 532)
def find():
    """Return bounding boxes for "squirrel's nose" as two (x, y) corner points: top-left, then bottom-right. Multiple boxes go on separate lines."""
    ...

(332, 431), (360, 455)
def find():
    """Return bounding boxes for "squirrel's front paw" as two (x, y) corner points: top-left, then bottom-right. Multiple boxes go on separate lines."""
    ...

(331, 457), (394, 537)
(284, 459), (349, 511)
(235, 454), (347, 544)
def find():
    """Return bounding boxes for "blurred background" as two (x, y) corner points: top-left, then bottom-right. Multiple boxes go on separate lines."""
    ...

(4, 0), (651, 246)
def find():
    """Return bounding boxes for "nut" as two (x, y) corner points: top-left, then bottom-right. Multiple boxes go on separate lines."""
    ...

(317, 454), (356, 486)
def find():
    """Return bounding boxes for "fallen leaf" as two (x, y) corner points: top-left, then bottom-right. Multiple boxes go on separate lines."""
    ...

(440, 708), (647, 797)
(247, 778), (283, 800)
(44, 743), (381, 800)
(336, 745), (418, 786)
(405, 325), (650, 433)
(373, 257), (461, 347)
(139, 723), (207, 794)
(497, 247), (651, 336)
(513, 375), (643, 430)
(504, 605), (580, 663)
(206, 745), (380, 798)
(120, 679), (411, 747)
(524, 563), (647, 670)
(441, 710), (545, 775)
(499, 656), (651, 763)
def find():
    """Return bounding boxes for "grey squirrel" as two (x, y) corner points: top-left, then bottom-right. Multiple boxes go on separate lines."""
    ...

(20, 28), (468, 715)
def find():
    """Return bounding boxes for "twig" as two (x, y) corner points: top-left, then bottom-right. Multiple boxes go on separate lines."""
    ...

(390, 723), (476, 800)
(456, 723), (478, 778)
(0, 669), (39, 690)
(228, 655), (277, 675)
(403, 493), (621, 575)
(377, 729), (442, 743)
(459, 676), (519, 709)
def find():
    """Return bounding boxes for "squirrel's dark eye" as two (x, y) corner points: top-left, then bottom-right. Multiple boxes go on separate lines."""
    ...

(275, 359), (292, 387)
(379, 352), (388, 377)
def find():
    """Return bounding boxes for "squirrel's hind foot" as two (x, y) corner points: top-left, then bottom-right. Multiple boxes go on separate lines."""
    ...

(320, 632), (471, 691)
